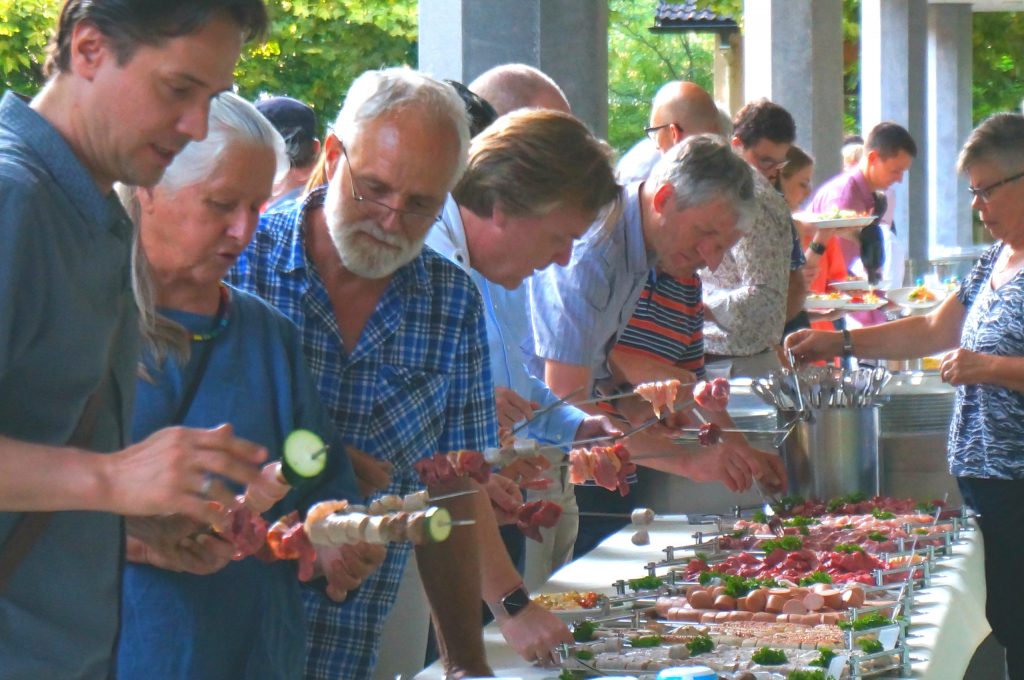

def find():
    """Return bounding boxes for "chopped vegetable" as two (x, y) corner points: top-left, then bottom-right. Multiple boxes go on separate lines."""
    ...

(627, 575), (662, 591)
(827, 491), (867, 512)
(833, 543), (865, 554)
(752, 647), (789, 665)
(282, 429), (328, 484)
(787, 671), (826, 680)
(686, 634), (715, 656)
(761, 535), (804, 554)
(809, 647), (837, 668)
(730, 528), (748, 538)
(838, 612), (899, 631)
(857, 638), (884, 654)
(914, 528), (929, 535)
(574, 649), (595, 661)
(698, 571), (778, 597)
(572, 620), (596, 642)
(778, 494), (806, 511)
(915, 501), (936, 513)
(867, 530), (888, 542)
(871, 507), (895, 520)
(629, 634), (662, 648)
(695, 551), (709, 562)
(784, 515), (816, 528)
(752, 509), (767, 523)
(799, 571), (833, 586)
(559, 670), (586, 680)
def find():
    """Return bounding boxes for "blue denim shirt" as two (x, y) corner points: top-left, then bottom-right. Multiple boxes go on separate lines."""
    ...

(0, 90), (138, 679)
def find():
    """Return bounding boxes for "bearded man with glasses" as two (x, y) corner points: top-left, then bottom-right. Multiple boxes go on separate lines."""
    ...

(230, 68), (536, 679)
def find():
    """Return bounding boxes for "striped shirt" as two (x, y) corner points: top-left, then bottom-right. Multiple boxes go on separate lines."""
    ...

(228, 187), (497, 679)
(950, 243), (1024, 480)
(616, 272), (706, 379)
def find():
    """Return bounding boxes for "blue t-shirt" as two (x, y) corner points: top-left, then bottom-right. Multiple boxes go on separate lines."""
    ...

(117, 286), (357, 680)
(0, 91), (138, 679)
(950, 243), (1024, 480)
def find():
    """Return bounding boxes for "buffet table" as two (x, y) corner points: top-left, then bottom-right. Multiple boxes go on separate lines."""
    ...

(415, 513), (989, 679)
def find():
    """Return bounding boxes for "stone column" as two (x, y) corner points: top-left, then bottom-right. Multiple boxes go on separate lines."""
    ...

(927, 3), (973, 254)
(861, 0), (929, 266)
(418, 0), (609, 137)
(713, 32), (743, 116)
(743, 0), (844, 191)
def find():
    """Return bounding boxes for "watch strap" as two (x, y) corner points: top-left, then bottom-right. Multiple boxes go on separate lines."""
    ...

(841, 329), (854, 357)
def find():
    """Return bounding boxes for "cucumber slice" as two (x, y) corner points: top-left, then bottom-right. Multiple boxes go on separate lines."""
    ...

(282, 429), (328, 484)
(424, 506), (452, 543)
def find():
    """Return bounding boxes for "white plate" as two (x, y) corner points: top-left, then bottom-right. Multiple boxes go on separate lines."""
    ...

(827, 279), (871, 292)
(887, 286), (946, 310)
(841, 300), (887, 311)
(793, 213), (877, 229)
(805, 296), (844, 310)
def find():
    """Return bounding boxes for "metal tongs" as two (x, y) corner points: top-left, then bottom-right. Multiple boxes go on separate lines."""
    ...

(753, 478), (785, 537)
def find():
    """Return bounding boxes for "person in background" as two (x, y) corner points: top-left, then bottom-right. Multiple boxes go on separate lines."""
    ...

(841, 134), (864, 172)
(811, 122), (916, 287)
(117, 91), (380, 680)
(0, 2), (269, 676)
(256, 95), (321, 212)
(777, 145), (816, 335)
(787, 112), (1024, 680)
(702, 99), (796, 377)
(469, 63), (571, 115)
(528, 134), (786, 556)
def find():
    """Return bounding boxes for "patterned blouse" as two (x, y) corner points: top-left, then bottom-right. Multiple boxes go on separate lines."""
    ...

(949, 242), (1024, 479)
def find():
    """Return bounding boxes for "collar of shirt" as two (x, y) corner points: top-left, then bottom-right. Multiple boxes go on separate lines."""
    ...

(623, 181), (657, 275)
(0, 91), (131, 241)
(426, 195), (472, 270)
(267, 184), (432, 297)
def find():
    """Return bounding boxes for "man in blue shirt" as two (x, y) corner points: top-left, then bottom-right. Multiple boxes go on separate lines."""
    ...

(0, 2), (270, 678)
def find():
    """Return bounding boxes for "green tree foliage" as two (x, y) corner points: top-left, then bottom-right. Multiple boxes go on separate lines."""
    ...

(607, 0), (715, 154)
(971, 12), (1024, 124)
(235, 0), (416, 133)
(0, 0), (60, 94)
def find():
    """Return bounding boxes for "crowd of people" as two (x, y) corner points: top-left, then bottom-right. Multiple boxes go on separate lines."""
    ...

(0, 1), (1020, 679)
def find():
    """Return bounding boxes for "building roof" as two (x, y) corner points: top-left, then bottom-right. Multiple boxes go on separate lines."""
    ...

(650, 1), (739, 34)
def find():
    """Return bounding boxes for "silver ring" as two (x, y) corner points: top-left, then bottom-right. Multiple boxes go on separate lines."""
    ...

(199, 476), (213, 498)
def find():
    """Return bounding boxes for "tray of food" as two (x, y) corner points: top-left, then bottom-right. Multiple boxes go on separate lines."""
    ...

(886, 285), (946, 311)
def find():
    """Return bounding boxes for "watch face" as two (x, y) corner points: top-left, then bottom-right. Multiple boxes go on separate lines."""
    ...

(503, 587), (531, 616)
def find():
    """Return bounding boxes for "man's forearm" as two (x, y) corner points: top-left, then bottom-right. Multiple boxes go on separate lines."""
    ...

(415, 476), (490, 675)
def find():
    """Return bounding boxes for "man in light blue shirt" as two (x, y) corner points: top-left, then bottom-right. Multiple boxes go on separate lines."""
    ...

(529, 134), (788, 555)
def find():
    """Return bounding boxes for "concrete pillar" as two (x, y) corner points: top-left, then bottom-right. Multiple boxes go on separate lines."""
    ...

(713, 32), (743, 116)
(861, 0), (929, 266)
(743, 0), (845, 193)
(927, 3), (973, 255)
(418, 0), (609, 137)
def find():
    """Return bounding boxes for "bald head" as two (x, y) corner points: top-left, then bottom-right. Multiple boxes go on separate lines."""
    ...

(469, 63), (571, 115)
(648, 81), (721, 152)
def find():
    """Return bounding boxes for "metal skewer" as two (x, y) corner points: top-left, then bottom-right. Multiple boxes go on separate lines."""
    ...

(566, 398), (696, 448)
(507, 386), (585, 437)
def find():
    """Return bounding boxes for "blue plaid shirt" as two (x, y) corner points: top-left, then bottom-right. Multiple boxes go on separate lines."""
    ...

(228, 187), (497, 679)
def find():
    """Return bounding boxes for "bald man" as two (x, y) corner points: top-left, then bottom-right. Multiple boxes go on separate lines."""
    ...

(469, 63), (570, 115)
(617, 81), (721, 183)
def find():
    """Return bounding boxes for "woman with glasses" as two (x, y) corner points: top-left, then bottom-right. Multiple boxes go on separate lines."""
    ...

(116, 92), (377, 680)
(786, 112), (1024, 680)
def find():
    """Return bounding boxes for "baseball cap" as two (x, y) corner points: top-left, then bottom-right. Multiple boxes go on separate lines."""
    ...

(256, 96), (317, 148)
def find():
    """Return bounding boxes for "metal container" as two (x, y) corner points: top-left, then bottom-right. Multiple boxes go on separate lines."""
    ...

(779, 406), (880, 499)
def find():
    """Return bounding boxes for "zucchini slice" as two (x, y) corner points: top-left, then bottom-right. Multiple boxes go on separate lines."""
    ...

(424, 506), (452, 543)
(282, 429), (328, 484)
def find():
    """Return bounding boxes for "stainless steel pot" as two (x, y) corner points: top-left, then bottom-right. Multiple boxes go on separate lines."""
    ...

(778, 406), (880, 499)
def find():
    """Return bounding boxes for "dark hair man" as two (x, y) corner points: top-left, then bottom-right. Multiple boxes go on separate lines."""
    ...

(0, 1), (268, 676)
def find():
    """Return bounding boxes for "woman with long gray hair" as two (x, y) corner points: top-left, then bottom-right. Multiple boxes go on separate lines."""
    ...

(116, 92), (381, 679)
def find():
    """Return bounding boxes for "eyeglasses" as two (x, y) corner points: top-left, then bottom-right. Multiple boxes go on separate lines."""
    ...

(341, 144), (441, 228)
(754, 155), (789, 173)
(968, 170), (1024, 203)
(644, 122), (680, 141)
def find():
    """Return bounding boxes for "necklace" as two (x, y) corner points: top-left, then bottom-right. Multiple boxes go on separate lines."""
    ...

(190, 283), (231, 342)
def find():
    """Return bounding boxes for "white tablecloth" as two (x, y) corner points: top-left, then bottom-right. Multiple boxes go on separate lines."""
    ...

(415, 514), (989, 679)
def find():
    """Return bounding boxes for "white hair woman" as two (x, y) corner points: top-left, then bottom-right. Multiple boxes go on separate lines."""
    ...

(116, 92), (383, 680)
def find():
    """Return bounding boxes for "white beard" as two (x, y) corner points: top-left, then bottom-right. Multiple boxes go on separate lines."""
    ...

(324, 172), (426, 279)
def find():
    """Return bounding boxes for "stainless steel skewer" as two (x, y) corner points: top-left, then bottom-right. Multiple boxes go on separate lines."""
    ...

(566, 398), (696, 448)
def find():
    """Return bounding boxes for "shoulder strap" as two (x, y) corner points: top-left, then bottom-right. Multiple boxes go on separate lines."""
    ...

(0, 387), (106, 594)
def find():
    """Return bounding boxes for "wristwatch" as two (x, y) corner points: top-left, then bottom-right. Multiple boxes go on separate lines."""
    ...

(808, 240), (826, 255)
(491, 584), (531, 620)
(841, 329), (854, 357)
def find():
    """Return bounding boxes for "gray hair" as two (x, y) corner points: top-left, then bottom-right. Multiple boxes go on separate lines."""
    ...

(123, 91), (289, 371)
(333, 67), (471, 185)
(957, 112), (1024, 175)
(649, 133), (756, 231)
